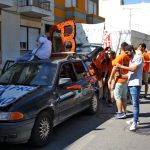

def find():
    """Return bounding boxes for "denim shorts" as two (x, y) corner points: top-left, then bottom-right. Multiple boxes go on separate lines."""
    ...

(114, 82), (128, 100)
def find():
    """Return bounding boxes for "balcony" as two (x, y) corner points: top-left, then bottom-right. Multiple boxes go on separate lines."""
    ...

(86, 14), (105, 24)
(65, 7), (86, 23)
(17, 0), (52, 18)
(0, 0), (14, 8)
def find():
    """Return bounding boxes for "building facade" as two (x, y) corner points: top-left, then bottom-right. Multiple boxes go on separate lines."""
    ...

(54, 0), (105, 24)
(0, 0), (105, 68)
(99, 0), (150, 50)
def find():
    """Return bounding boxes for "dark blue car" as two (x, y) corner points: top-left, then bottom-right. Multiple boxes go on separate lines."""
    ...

(0, 57), (99, 146)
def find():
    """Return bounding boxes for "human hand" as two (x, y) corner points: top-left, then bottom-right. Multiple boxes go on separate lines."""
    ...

(115, 63), (122, 68)
(103, 77), (106, 83)
(108, 78), (112, 86)
(116, 71), (121, 78)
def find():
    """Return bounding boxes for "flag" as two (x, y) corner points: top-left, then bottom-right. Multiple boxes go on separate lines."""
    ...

(102, 31), (111, 49)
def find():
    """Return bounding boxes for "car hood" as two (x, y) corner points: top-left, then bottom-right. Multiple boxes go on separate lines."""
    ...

(0, 85), (38, 107)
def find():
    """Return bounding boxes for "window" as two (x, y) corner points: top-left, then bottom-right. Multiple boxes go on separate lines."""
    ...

(93, 2), (97, 14)
(20, 27), (27, 50)
(73, 61), (86, 80)
(87, 0), (97, 15)
(65, 0), (76, 7)
(59, 63), (77, 82)
(28, 28), (39, 50)
(20, 26), (40, 51)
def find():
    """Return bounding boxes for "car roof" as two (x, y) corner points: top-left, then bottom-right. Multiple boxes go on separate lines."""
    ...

(16, 56), (83, 65)
(76, 43), (102, 47)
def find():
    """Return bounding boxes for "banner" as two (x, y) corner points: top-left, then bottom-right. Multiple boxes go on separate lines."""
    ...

(75, 23), (105, 45)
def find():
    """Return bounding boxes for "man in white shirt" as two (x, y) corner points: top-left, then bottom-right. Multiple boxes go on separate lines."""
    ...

(116, 45), (143, 131)
(32, 34), (52, 60)
(15, 33), (52, 62)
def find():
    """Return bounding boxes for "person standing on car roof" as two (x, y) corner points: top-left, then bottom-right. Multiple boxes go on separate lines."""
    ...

(15, 33), (52, 63)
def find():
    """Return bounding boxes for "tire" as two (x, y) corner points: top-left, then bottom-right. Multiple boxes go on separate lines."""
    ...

(87, 94), (99, 114)
(29, 111), (53, 147)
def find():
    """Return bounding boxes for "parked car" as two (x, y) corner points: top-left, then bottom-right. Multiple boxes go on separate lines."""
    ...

(0, 57), (99, 146)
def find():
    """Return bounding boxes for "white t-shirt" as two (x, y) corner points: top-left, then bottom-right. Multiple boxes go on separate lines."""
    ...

(32, 36), (52, 59)
(128, 54), (143, 86)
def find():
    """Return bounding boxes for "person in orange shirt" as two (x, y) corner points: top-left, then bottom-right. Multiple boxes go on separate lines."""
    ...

(89, 47), (105, 99)
(107, 51), (116, 104)
(100, 47), (112, 104)
(138, 43), (149, 98)
(108, 42), (130, 119)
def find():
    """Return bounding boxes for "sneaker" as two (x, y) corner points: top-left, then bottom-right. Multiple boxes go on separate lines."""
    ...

(129, 122), (137, 131)
(126, 119), (140, 125)
(113, 113), (126, 119)
(123, 112), (127, 116)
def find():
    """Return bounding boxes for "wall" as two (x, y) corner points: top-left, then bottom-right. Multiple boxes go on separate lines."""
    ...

(1, 10), (20, 66)
(131, 30), (150, 50)
(109, 30), (150, 54)
(54, 0), (65, 24)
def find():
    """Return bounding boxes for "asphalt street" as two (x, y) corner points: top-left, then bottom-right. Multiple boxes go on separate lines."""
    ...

(1, 84), (150, 150)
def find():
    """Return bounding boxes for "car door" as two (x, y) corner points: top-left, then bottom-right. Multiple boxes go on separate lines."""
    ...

(72, 61), (95, 109)
(56, 62), (81, 121)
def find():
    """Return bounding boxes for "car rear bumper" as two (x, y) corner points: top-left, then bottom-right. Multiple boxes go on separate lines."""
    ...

(0, 118), (35, 144)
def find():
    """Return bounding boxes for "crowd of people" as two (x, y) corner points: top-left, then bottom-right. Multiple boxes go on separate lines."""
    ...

(89, 42), (150, 131)
(15, 32), (150, 131)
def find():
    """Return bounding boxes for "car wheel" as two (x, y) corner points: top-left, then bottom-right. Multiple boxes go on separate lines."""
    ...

(29, 111), (53, 147)
(88, 94), (99, 114)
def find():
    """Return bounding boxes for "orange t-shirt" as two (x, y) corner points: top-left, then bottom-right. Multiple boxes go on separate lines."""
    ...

(90, 50), (105, 80)
(107, 61), (113, 77)
(112, 52), (130, 83)
(93, 50), (105, 69)
(143, 52), (150, 73)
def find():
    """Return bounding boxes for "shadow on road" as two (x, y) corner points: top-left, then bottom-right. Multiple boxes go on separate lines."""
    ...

(0, 102), (116, 150)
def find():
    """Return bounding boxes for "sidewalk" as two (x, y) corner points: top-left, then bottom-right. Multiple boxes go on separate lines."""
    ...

(66, 84), (150, 150)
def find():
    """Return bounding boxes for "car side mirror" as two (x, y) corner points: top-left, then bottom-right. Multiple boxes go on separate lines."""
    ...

(59, 78), (72, 86)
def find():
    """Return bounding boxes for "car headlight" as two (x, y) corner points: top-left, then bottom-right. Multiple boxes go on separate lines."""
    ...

(0, 112), (24, 121)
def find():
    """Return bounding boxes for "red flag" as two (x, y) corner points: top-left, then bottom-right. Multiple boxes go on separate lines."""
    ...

(102, 31), (111, 49)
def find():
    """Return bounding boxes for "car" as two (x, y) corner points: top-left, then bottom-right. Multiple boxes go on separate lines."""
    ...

(0, 56), (99, 146)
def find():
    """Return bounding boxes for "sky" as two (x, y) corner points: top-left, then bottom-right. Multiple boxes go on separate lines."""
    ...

(124, 0), (150, 4)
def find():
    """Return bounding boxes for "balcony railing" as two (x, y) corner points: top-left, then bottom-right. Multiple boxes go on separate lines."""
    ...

(0, 0), (14, 8)
(18, 0), (50, 11)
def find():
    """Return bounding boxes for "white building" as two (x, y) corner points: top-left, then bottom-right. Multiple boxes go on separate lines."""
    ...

(0, 0), (54, 68)
(99, 0), (150, 34)
(99, 0), (150, 50)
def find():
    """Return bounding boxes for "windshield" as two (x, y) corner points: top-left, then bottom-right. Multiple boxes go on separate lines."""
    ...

(0, 62), (57, 86)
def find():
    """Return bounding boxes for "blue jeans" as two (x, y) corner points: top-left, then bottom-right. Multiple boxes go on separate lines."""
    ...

(15, 52), (40, 63)
(129, 86), (141, 123)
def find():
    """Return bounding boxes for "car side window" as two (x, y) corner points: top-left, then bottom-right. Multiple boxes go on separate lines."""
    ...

(73, 61), (87, 81)
(59, 63), (77, 82)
